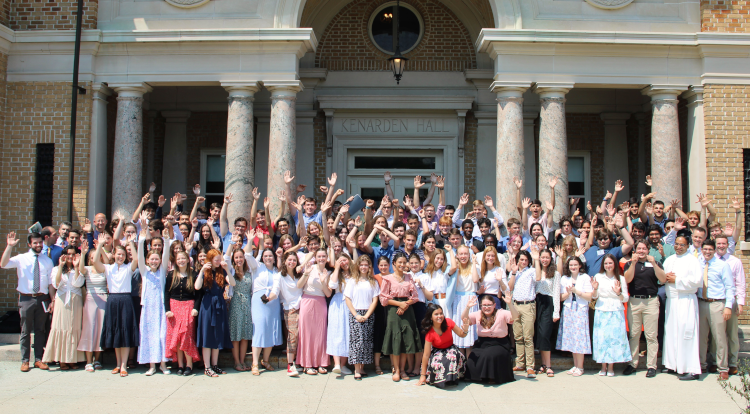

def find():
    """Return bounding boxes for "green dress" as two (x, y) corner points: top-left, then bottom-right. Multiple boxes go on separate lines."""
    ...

(229, 273), (253, 341)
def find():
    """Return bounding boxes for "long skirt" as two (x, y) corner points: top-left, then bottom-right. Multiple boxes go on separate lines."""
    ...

(138, 284), (167, 364)
(412, 301), (427, 345)
(77, 292), (107, 352)
(228, 283), (253, 341)
(426, 344), (466, 389)
(382, 298), (422, 355)
(452, 293), (478, 347)
(373, 301), (387, 356)
(592, 309), (632, 364)
(326, 292), (349, 357)
(196, 289), (233, 350)
(42, 295), (85, 363)
(535, 293), (555, 352)
(297, 294), (329, 368)
(348, 310), (374, 364)
(165, 299), (200, 361)
(556, 304), (591, 354)
(284, 308), (299, 356)
(465, 336), (516, 384)
(100, 293), (139, 349)
(251, 290), (282, 348)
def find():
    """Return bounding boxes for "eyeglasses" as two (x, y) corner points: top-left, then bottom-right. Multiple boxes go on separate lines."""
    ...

(674, 243), (688, 247)
(480, 304), (494, 308)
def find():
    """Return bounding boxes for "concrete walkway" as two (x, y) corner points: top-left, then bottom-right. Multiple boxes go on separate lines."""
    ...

(0, 361), (742, 414)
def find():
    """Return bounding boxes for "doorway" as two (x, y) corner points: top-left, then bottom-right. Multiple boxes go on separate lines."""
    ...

(346, 149), (443, 202)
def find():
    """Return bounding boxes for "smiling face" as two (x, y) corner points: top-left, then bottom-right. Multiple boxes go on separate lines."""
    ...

(262, 250), (275, 267)
(540, 251), (552, 268)
(480, 298), (495, 315)
(567, 259), (580, 274)
(431, 307), (445, 325)
(378, 259), (390, 275)
(603, 256), (615, 274)
(433, 252), (445, 269)
(358, 260), (371, 275)
(277, 220), (289, 235)
(517, 254), (529, 269)
(408, 256), (421, 273)
(175, 252), (189, 270)
(284, 254), (298, 272)
(147, 252), (161, 270)
(457, 247), (470, 265)
(702, 244), (715, 262)
(393, 256), (407, 273)
(233, 250), (245, 268)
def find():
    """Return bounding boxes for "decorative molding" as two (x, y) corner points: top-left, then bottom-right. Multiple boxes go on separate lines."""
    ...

(318, 95), (475, 111)
(164, 0), (211, 9)
(584, 0), (634, 10)
(325, 109), (335, 158)
(456, 110), (467, 158)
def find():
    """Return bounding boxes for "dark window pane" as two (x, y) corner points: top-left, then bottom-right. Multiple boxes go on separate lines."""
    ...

(34, 144), (55, 227)
(361, 188), (385, 201)
(404, 188), (429, 204)
(205, 181), (224, 194)
(569, 182), (585, 196)
(205, 195), (224, 210)
(354, 156), (435, 170)
(371, 6), (421, 53)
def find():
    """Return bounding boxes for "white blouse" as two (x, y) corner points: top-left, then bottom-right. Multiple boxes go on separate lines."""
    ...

(409, 271), (426, 302)
(104, 262), (134, 294)
(535, 271), (561, 320)
(480, 266), (507, 295)
(561, 273), (593, 309)
(456, 271), (477, 293)
(593, 273), (629, 312)
(52, 267), (85, 305)
(304, 267), (330, 297)
(279, 273), (303, 310)
(344, 278), (380, 310)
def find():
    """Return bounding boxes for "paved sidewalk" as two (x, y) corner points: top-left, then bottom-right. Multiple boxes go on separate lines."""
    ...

(0, 362), (743, 414)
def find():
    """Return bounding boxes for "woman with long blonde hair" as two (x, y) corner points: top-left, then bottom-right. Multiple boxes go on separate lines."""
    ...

(479, 246), (506, 309)
(227, 242), (253, 372)
(451, 245), (479, 352)
(344, 255), (380, 380)
(164, 250), (201, 376)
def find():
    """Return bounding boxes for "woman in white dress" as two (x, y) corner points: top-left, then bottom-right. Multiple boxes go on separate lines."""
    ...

(327, 253), (352, 375)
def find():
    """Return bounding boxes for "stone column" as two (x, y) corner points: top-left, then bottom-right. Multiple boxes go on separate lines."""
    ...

(601, 113), (632, 197)
(87, 82), (111, 217)
(109, 82), (152, 217)
(684, 86), (707, 201)
(160, 111), (191, 198)
(265, 81), (303, 218)
(221, 82), (259, 222)
(491, 82), (530, 220)
(533, 83), (573, 222)
(643, 85), (688, 205)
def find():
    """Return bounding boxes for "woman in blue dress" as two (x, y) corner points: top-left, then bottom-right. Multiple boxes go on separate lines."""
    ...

(327, 253), (352, 375)
(195, 248), (235, 377)
(247, 247), (283, 375)
(137, 229), (172, 376)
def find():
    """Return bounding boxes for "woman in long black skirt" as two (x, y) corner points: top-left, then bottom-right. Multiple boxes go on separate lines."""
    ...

(461, 294), (518, 385)
(533, 248), (561, 377)
(371, 256), (391, 375)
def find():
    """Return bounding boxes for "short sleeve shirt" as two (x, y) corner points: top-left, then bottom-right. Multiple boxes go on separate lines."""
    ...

(469, 310), (512, 338)
(425, 318), (455, 349)
(583, 245), (624, 276)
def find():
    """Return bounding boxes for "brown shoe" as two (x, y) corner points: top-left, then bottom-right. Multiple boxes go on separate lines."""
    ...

(34, 361), (49, 370)
(720, 371), (729, 381)
(729, 366), (738, 375)
(708, 365), (718, 373)
(21, 362), (30, 372)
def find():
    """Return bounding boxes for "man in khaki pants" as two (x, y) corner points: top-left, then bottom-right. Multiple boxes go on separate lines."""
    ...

(623, 240), (666, 378)
(697, 240), (735, 381)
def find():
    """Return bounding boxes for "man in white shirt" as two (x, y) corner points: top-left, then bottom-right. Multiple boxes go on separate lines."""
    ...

(1, 232), (54, 372)
(661, 236), (702, 380)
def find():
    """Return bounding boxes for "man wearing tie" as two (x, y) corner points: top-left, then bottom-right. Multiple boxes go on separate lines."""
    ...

(40, 226), (63, 266)
(697, 239), (734, 381)
(1, 232), (54, 372)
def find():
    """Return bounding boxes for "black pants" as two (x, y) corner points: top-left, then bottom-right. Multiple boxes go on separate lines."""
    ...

(19, 295), (50, 362)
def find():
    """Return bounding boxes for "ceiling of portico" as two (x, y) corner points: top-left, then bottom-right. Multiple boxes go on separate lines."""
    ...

(299, 0), (494, 41)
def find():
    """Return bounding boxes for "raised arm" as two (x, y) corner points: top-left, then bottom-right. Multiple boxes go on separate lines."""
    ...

(521, 197), (531, 232)
(283, 171), (298, 217)
(384, 171), (395, 200)
(188, 186), (205, 222)
(219, 193), (233, 238)
(610, 180), (624, 208)
(514, 176), (523, 217)
(249, 188), (260, 229)
(1, 232), (18, 269)
(585, 211), (597, 250)
(131, 193), (151, 223)
(91, 233), (107, 274)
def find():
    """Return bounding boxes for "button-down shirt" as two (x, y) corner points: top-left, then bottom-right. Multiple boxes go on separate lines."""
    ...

(649, 242), (675, 264)
(698, 256), (735, 309)
(292, 210), (324, 229)
(511, 267), (537, 302)
(452, 208), (504, 239)
(52, 267), (85, 306)
(41, 243), (63, 266)
(718, 252), (746, 306)
(3, 250), (53, 294)
(104, 262), (135, 294)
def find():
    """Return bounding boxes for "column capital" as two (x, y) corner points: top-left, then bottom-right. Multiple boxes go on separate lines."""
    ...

(641, 84), (689, 102)
(264, 80), (304, 97)
(533, 82), (574, 99)
(600, 112), (631, 125)
(161, 111), (191, 123)
(91, 82), (112, 99)
(682, 86), (704, 108)
(109, 82), (152, 98)
(490, 81), (531, 98)
(221, 82), (260, 98)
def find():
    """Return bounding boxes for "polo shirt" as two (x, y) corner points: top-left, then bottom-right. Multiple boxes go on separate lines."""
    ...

(583, 245), (624, 276)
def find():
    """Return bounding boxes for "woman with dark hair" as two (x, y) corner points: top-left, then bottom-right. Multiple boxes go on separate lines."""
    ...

(77, 240), (108, 372)
(297, 248), (332, 375)
(371, 255), (392, 375)
(195, 249), (235, 377)
(226, 241), (253, 372)
(592, 254), (631, 376)
(344, 255), (380, 380)
(532, 247), (561, 377)
(416, 303), (469, 388)
(556, 256), (593, 376)
(247, 247), (282, 375)
(461, 293), (517, 384)
(164, 250), (202, 376)
(508, 249), (537, 378)
(278, 250), (304, 376)
(327, 253), (353, 375)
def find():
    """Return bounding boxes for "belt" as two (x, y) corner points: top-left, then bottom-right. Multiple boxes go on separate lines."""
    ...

(514, 300), (535, 305)
(631, 295), (656, 299)
(434, 293), (446, 299)
(698, 298), (725, 303)
(19, 293), (47, 298)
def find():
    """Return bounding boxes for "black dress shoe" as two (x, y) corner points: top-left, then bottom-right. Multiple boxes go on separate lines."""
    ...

(646, 368), (657, 378)
(708, 365), (718, 373)
(622, 365), (636, 376)
(661, 368), (676, 374)
(678, 373), (699, 381)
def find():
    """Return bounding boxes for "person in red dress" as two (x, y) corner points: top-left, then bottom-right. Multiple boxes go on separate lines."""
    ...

(417, 303), (470, 388)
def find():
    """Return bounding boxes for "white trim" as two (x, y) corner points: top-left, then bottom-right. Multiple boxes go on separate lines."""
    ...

(318, 95), (474, 111)
(200, 149), (227, 200)
(367, 2), (424, 55)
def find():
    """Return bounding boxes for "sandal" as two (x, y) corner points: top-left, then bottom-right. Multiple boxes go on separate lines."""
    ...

(375, 367), (383, 375)
(60, 363), (69, 371)
(204, 367), (218, 377)
(261, 361), (275, 371)
(317, 367), (327, 374)
(145, 367), (156, 376)
(93, 361), (103, 370)
(305, 368), (318, 375)
(400, 372), (409, 381)
(392, 372), (400, 382)
(212, 365), (226, 375)
(354, 374), (362, 381)
(234, 363), (245, 372)
(538, 365), (548, 375)
(251, 364), (260, 376)
(546, 367), (555, 377)
(120, 369), (128, 377)
(111, 367), (121, 375)
(85, 364), (94, 372)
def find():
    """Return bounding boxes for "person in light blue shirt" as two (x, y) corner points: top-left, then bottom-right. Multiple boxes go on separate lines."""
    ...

(697, 239), (735, 378)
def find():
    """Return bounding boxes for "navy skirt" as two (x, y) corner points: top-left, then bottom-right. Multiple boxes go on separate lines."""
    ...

(100, 293), (139, 348)
(196, 285), (233, 350)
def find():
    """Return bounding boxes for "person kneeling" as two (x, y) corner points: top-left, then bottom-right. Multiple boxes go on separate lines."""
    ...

(417, 303), (470, 388)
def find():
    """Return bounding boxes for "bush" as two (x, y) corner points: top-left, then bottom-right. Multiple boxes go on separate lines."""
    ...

(719, 357), (750, 414)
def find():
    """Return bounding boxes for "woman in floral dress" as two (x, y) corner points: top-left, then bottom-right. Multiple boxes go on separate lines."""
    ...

(227, 244), (253, 372)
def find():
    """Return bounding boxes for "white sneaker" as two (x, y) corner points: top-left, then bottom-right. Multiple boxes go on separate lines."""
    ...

(340, 366), (352, 375)
(332, 365), (341, 374)
(287, 364), (299, 377)
(566, 366), (577, 375)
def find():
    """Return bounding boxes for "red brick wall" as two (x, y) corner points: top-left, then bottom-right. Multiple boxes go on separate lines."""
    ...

(463, 111), (477, 199)
(9, 0), (98, 30)
(313, 110), (326, 202)
(701, 0), (750, 32)
(316, 0), (476, 71)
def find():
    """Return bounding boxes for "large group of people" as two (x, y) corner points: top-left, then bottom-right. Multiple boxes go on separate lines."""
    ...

(3, 171), (745, 387)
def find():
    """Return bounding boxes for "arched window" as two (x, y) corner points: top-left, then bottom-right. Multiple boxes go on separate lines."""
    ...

(369, 3), (423, 55)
